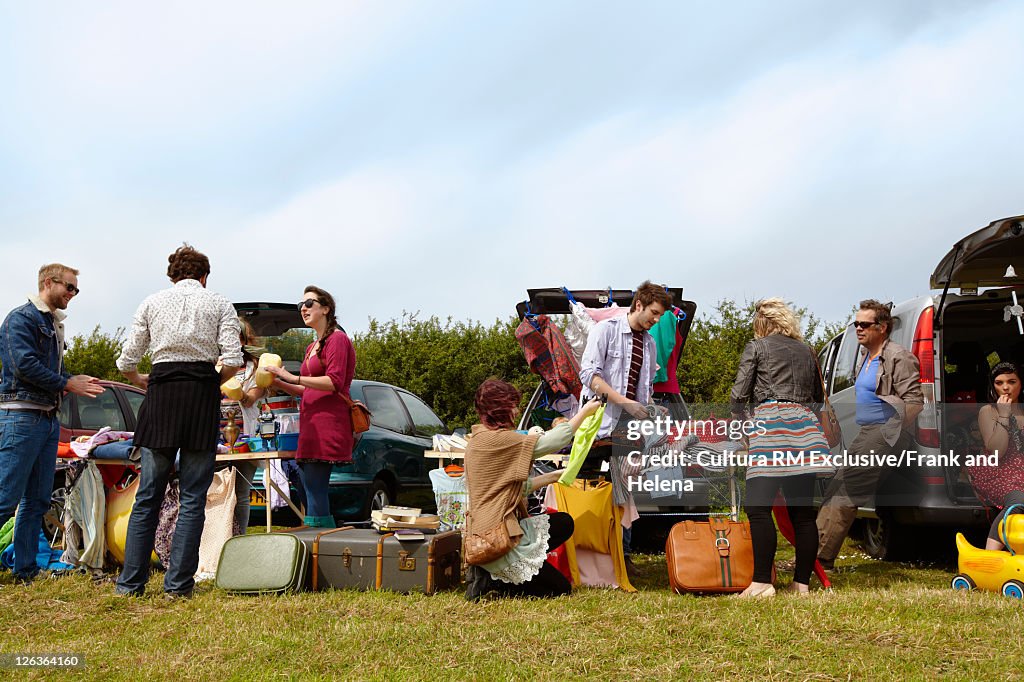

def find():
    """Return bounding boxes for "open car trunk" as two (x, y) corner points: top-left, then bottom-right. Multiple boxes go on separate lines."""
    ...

(515, 287), (697, 425)
(234, 302), (310, 373)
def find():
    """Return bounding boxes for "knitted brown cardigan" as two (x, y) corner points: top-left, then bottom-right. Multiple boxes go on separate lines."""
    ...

(464, 424), (540, 540)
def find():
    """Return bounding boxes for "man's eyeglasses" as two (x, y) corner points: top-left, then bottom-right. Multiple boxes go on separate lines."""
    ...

(297, 299), (320, 311)
(852, 321), (877, 330)
(51, 278), (80, 295)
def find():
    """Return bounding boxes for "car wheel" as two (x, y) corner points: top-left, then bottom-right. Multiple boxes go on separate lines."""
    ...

(860, 514), (912, 561)
(365, 479), (393, 517)
(950, 574), (975, 591)
(1001, 579), (1024, 599)
(43, 487), (67, 543)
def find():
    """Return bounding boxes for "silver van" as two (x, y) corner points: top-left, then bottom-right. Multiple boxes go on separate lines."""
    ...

(817, 215), (1024, 559)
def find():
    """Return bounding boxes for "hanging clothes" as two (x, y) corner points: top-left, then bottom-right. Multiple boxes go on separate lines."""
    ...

(429, 467), (469, 531)
(564, 301), (595, 362)
(559, 405), (605, 485)
(650, 309), (679, 384)
(552, 480), (635, 592)
(653, 321), (684, 394)
(61, 462), (107, 570)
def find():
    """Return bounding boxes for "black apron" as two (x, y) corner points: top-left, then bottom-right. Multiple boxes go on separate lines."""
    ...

(133, 362), (221, 452)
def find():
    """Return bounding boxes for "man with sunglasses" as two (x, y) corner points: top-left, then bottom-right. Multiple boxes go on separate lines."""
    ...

(0, 263), (105, 583)
(816, 299), (923, 571)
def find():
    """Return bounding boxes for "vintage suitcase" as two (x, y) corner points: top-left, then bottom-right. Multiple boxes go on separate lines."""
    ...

(215, 532), (309, 594)
(287, 527), (461, 594)
(665, 517), (769, 594)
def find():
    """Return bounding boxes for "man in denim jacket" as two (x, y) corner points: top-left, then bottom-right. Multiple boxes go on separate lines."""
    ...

(0, 263), (104, 581)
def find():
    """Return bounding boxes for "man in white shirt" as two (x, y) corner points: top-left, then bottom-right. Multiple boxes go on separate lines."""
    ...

(579, 281), (671, 572)
(114, 245), (241, 598)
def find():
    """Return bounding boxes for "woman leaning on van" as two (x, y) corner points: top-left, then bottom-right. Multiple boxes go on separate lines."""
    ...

(264, 286), (355, 529)
(730, 298), (832, 597)
(463, 379), (601, 600)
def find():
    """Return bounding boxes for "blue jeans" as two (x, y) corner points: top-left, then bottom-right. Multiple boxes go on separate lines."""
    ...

(116, 447), (215, 596)
(298, 461), (333, 518)
(0, 409), (59, 578)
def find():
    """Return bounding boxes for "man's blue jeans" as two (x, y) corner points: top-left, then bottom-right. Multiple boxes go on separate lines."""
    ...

(116, 447), (215, 596)
(0, 409), (59, 579)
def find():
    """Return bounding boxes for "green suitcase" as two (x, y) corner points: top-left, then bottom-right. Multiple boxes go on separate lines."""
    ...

(215, 533), (309, 594)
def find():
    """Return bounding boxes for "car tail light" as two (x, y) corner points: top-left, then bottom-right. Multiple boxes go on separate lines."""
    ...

(912, 306), (939, 448)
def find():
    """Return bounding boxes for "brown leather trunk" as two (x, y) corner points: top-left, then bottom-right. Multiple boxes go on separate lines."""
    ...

(286, 527), (461, 594)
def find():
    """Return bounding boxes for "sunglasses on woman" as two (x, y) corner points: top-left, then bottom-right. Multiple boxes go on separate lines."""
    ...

(297, 299), (321, 311)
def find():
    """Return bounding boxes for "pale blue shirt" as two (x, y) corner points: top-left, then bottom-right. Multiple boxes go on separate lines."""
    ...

(579, 316), (657, 437)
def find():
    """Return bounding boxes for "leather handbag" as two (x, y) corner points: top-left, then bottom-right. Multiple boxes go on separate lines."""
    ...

(464, 512), (520, 566)
(339, 392), (372, 434)
(666, 517), (764, 593)
(813, 354), (841, 448)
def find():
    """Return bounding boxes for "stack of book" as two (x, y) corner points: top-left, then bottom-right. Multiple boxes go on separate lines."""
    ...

(431, 434), (469, 453)
(371, 506), (441, 540)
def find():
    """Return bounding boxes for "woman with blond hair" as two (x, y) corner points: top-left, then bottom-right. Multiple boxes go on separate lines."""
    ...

(730, 298), (831, 597)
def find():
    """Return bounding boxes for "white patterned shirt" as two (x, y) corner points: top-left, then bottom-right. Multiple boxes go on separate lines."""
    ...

(116, 279), (243, 371)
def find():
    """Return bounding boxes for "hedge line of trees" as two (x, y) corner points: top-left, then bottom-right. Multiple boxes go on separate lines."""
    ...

(58, 300), (847, 431)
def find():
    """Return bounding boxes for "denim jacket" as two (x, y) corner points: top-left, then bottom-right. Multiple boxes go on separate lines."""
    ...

(0, 298), (69, 407)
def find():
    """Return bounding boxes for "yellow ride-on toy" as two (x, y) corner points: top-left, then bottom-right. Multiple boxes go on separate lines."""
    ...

(952, 504), (1024, 599)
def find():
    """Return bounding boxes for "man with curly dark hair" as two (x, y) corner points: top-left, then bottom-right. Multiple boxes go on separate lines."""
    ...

(114, 244), (242, 598)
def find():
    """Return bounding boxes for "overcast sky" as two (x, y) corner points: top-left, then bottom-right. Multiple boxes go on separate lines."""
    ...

(2, 0), (1022, 341)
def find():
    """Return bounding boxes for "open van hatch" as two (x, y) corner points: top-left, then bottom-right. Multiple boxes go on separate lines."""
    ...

(931, 215), (1024, 290)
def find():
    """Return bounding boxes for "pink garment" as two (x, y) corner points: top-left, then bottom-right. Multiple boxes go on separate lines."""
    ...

(585, 305), (628, 323)
(68, 427), (134, 458)
(297, 331), (356, 463)
(575, 549), (620, 588)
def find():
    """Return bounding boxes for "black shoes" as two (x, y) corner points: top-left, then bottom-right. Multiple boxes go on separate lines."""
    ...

(464, 566), (498, 601)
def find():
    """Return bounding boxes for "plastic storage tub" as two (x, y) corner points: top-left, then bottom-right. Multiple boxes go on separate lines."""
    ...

(276, 432), (300, 452)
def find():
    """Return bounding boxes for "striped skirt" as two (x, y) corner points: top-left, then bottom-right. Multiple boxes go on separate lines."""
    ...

(746, 401), (834, 479)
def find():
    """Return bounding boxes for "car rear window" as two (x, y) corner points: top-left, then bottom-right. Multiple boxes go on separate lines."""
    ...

(78, 391), (127, 431)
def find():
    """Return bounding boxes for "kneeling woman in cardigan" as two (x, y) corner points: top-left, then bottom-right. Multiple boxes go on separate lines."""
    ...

(464, 379), (601, 599)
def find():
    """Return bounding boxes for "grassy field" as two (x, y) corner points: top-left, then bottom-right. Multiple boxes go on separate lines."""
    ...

(1, 536), (1023, 681)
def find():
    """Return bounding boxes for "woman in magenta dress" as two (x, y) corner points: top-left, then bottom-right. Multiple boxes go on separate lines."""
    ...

(265, 285), (355, 528)
(969, 362), (1024, 550)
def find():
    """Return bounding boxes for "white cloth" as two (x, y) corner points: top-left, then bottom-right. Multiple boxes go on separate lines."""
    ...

(564, 301), (595, 362)
(61, 463), (106, 570)
(268, 460), (292, 510)
(236, 360), (261, 436)
(196, 468), (237, 579)
(482, 513), (552, 585)
(117, 279), (242, 372)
